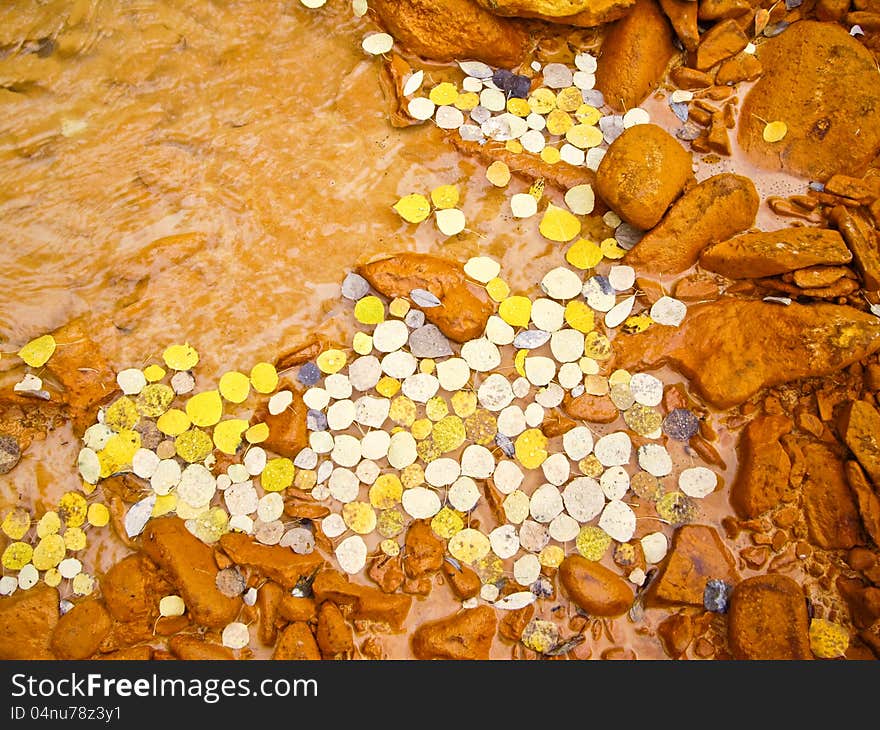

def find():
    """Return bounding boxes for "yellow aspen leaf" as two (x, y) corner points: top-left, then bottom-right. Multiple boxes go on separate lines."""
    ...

(18, 335), (56, 367)
(539, 203), (581, 242)
(763, 121), (788, 143)
(393, 193), (431, 223)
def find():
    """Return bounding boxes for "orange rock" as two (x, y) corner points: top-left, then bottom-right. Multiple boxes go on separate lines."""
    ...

(443, 560), (482, 600)
(368, 551), (406, 593)
(218, 532), (323, 590)
(838, 399), (880, 487)
(595, 0), (677, 111)
(825, 174), (877, 204)
(140, 517), (241, 628)
(625, 174), (758, 275)
(358, 253), (494, 343)
(97, 646), (153, 660)
(714, 53), (762, 85)
(403, 519), (445, 579)
(830, 206), (880, 290)
(274, 334), (335, 371)
(49, 599), (113, 660)
(790, 265), (852, 290)
(0, 584), (59, 659)
(670, 66), (715, 89)
(273, 622), (321, 660)
(411, 605), (496, 659)
(473, 0), (636, 24)
(43, 318), (117, 436)
(706, 111), (731, 155)
(369, 0), (529, 67)
(658, 0), (700, 51)
(541, 409), (578, 438)
(657, 613), (693, 658)
(316, 602), (354, 658)
(612, 299), (880, 409)
(257, 581), (283, 646)
(730, 415), (793, 519)
(700, 228), (852, 279)
(673, 273), (721, 301)
(728, 574), (812, 659)
(595, 124), (693, 230)
(738, 21), (880, 181)
(698, 0), (752, 19)
(837, 577), (880, 628)
(101, 554), (171, 623)
(645, 525), (739, 607)
(101, 473), (147, 503)
(758, 276), (860, 300)
(784, 437), (862, 549)
(558, 555), (633, 616)
(278, 595), (317, 623)
(169, 635), (236, 660)
(846, 461), (880, 547)
(696, 19), (748, 70)
(562, 392), (619, 423)
(498, 604), (535, 642)
(816, 0), (851, 20)
(249, 383), (307, 460)
(312, 570), (411, 628)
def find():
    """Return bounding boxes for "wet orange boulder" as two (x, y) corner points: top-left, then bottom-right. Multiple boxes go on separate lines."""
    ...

(411, 605), (496, 659)
(730, 415), (793, 519)
(140, 517), (241, 628)
(612, 299), (880, 409)
(837, 577), (880, 629)
(695, 19), (748, 70)
(101, 553), (171, 623)
(249, 383), (307, 460)
(783, 437), (861, 550)
(839, 400), (880, 487)
(625, 174), (758, 275)
(472, 0), (635, 25)
(558, 555), (633, 616)
(403, 519), (445, 579)
(218, 532), (323, 590)
(738, 21), (880, 181)
(358, 253), (493, 343)
(369, 0), (529, 68)
(50, 599), (113, 660)
(657, 613), (693, 659)
(278, 595), (317, 623)
(443, 560), (482, 600)
(595, 0), (677, 111)
(846, 461), (880, 546)
(714, 53), (763, 85)
(831, 206), (880, 291)
(563, 392), (619, 423)
(699, 0), (752, 20)
(658, 0), (699, 52)
(169, 635), (235, 660)
(645, 525), (739, 607)
(700, 228), (852, 279)
(728, 574), (812, 660)
(0, 584), (59, 659)
(273, 622), (321, 660)
(595, 124), (693, 230)
(316, 601), (354, 658)
(312, 569), (412, 628)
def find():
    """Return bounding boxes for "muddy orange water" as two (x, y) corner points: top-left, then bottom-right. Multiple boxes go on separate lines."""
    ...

(0, 1), (808, 659)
